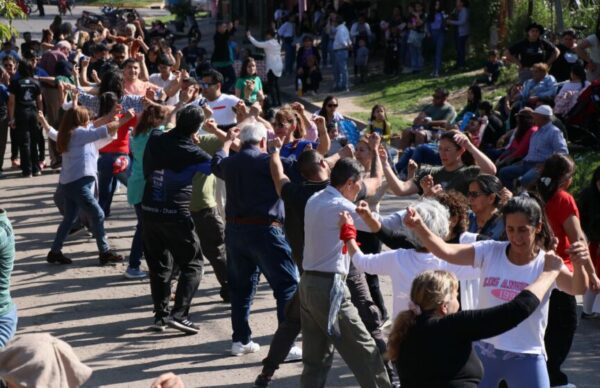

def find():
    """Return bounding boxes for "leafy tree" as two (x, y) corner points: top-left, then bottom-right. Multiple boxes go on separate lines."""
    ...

(0, 0), (27, 41)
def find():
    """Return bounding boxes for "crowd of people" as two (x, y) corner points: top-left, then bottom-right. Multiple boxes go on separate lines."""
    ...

(1, 1), (600, 388)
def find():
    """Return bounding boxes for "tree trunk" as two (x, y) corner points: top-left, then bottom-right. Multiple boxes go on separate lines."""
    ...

(555, 0), (565, 33)
(527, 0), (534, 21)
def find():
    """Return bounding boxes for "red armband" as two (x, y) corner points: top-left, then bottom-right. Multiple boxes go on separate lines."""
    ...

(340, 224), (358, 254)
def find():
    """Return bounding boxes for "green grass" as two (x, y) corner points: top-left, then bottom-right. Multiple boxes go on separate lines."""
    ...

(570, 151), (600, 196)
(145, 10), (208, 24)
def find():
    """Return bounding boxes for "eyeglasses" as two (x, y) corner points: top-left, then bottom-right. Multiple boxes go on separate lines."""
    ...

(327, 104), (338, 108)
(467, 191), (485, 199)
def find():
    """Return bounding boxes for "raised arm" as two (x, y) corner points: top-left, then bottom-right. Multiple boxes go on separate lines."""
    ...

(313, 115), (331, 156)
(453, 132), (497, 175)
(362, 134), (383, 196)
(404, 207), (475, 265)
(555, 240), (590, 295)
(269, 138), (289, 197)
(378, 145), (419, 196)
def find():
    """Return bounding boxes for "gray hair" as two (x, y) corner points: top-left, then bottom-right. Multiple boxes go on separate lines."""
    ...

(56, 40), (72, 51)
(240, 122), (267, 145)
(401, 198), (450, 249)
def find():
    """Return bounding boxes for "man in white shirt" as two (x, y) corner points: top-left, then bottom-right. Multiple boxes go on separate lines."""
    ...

(148, 55), (180, 106)
(300, 158), (391, 388)
(247, 29), (283, 106)
(200, 69), (242, 130)
(332, 15), (352, 92)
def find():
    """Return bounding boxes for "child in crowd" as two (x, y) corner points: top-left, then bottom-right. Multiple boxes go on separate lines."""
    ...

(354, 38), (369, 84)
(476, 50), (503, 85)
(367, 104), (391, 143)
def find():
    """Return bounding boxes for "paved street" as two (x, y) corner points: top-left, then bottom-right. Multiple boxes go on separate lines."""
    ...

(1, 6), (599, 388)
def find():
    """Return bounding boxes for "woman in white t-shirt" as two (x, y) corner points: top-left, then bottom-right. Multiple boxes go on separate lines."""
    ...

(402, 194), (589, 387)
(342, 198), (480, 319)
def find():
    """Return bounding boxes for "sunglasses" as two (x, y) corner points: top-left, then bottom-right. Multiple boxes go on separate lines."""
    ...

(467, 191), (485, 199)
(327, 104), (338, 108)
(199, 82), (217, 88)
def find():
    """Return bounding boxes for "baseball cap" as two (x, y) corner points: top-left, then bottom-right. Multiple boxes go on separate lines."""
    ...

(532, 105), (553, 117)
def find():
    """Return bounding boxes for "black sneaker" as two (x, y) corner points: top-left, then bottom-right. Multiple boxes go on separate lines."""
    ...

(47, 251), (72, 264)
(99, 250), (124, 266)
(149, 317), (167, 332)
(253, 373), (273, 388)
(581, 311), (600, 320)
(166, 316), (200, 334)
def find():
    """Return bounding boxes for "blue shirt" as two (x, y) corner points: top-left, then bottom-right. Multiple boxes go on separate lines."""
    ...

(524, 121), (568, 163)
(211, 144), (284, 222)
(78, 89), (145, 116)
(521, 75), (557, 100)
(59, 125), (109, 184)
(468, 212), (505, 241)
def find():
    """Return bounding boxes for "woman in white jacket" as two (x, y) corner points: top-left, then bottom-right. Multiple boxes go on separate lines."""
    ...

(246, 29), (283, 107)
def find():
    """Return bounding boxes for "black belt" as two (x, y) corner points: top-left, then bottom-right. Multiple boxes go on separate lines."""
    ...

(304, 270), (339, 279)
(226, 216), (282, 227)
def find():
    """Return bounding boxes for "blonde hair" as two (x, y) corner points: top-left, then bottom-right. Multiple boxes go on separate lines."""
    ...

(386, 270), (458, 361)
(531, 62), (549, 74)
(274, 105), (306, 139)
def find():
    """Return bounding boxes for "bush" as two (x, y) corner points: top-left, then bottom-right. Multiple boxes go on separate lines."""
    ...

(570, 151), (600, 197)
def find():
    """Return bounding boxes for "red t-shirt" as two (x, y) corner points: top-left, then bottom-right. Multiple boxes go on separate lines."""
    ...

(545, 189), (579, 271)
(99, 115), (137, 154)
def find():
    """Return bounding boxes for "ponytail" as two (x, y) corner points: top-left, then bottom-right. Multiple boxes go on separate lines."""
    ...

(535, 154), (575, 203)
(386, 311), (417, 362)
(503, 193), (555, 251)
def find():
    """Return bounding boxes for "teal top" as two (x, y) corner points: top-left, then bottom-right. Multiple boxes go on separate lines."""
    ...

(127, 126), (165, 205)
(0, 210), (15, 317)
(235, 75), (263, 104)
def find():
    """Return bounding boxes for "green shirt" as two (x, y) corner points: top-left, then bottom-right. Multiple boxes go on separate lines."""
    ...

(423, 102), (457, 124)
(235, 75), (263, 105)
(0, 210), (15, 316)
(190, 135), (222, 211)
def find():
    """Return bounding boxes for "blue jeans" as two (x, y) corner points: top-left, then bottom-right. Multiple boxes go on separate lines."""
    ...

(475, 342), (550, 388)
(456, 34), (468, 68)
(409, 43), (423, 71)
(225, 223), (299, 344)
(97, 152), (129, 218)
(128, 203), (143, 269)
(0, 304), (17, 347)
(396, 143), (441, 175)
(498, 161), (540, 191)
(51, 176), (110, 254)
(431, 28), (445, 73)
(334, 49), (349, 90)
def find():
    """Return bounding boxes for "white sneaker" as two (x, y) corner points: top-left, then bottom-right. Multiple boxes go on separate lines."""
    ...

(231, 341), (260, 356)
(551, 384), (576, 388)
(284, 345), (303, 362)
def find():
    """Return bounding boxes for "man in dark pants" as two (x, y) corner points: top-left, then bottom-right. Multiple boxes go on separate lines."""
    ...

(7, 60), (43, 177)
(211, 121), (299, 357)
(253, 145), (331, 387)
(37, 0), (45, 17)
(141, 105), (212, 334)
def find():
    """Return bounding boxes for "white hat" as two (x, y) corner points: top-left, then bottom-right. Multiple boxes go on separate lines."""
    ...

(533, 105), (553, 117)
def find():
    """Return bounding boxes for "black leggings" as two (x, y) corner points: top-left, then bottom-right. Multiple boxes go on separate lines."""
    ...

(15, 108), (42, 175)
(544, 289), (577, 386)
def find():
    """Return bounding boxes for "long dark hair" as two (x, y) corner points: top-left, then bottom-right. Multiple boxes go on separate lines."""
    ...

(570, 62), (587, 88)
(514, 110), (535, 142)
(99, 71), (124, 99)
(133, 105), (167, 136)
(17, 60), (35, 79)
(503, 193), (555, 251)
(98, 92), (119, 117)
(465, 85), (482, 112)
(536, 154), (575, 203)
(426, 0), (442, 23)
(318, 95), (338, 119)
(240, 57), (257, 77)
(369, 104), (388, 134)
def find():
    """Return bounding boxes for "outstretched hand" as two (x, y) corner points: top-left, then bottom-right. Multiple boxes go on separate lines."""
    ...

(403, 207), (422, 229)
